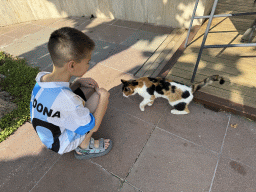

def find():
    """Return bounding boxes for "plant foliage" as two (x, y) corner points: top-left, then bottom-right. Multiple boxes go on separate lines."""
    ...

(0, 52), (39, 142)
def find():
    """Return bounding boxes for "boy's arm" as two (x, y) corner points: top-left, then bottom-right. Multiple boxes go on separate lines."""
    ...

(90, 88), (110, 133)
(70, 77), (99, 91)
(70, 80), (80, 92)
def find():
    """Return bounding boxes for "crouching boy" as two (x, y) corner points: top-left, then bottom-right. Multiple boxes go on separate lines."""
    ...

(30, 27), (112, 159)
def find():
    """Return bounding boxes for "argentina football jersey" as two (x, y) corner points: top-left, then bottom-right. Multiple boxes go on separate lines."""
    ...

(30, 72), (95, 154)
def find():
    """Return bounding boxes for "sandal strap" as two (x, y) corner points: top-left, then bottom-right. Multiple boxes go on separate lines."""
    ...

(89, 138), (104, 153)
(76, 138), (105, 154)
(75, 146), (90, 154)
(89, 137), (95, 149)
(98, 138), (104, 149)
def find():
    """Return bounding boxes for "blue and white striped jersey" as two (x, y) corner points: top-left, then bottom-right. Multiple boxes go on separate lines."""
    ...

(30, 72), (95, 154)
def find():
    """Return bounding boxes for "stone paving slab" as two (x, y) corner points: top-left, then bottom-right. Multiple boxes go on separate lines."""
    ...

(19, 27), (55, 47)
(109, 91), (169, 126)
(74, 18), (117, 34)
(126, 127), (219, 192)
(91, 39), (117, 65)
(19, 44), (49, 66)
(29, 18), (63, 27)
(92, 106), (156, 178)
(157, 102), (230, 153)
(0, 34), (15, 48)
(47, 17), (89, 29)
(95, 25), (137, 44)
(112, 20), (144, 30)
(101, 45), (153, 74)
(1, 40), (37, 57)
(138, 23), (174, 35)
(221, 114), (256, 169)
(0, 123), (60, 192)
(121, 30), (168, 52)
(3, 23), (44, 40)
(119, 182), (141, 192)
(0, 22), (27, 35)
(34, 53), (54, 71)
(75, 21), (108, 34)
(30, 152), (122, 192)
(43, 63), (53, 73)
(81, 63), (134, 92)
(211, 157), (256, 192)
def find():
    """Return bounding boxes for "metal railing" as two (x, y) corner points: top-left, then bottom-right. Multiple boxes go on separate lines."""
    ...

(184, 0), (256, 83)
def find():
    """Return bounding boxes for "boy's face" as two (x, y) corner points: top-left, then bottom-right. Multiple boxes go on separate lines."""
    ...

(73, 51), (92, 77)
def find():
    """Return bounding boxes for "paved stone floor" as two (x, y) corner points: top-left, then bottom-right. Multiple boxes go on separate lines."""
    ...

(0, 17), (256, 192)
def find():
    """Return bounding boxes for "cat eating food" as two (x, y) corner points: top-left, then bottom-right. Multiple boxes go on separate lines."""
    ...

(121, 75), (225, 115)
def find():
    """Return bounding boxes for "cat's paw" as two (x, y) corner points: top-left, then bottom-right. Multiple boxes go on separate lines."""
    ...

(147, 103), (152, 106)
(139, 106), (145, 111)
(171, 109), (188, 115)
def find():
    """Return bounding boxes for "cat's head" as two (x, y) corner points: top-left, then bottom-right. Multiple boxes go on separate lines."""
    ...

(121, 79), (138, 97)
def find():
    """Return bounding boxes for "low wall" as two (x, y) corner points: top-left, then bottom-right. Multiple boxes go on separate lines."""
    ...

(0, 0), (211, 28)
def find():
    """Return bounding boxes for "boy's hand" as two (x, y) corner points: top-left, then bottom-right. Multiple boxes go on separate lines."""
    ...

(71, 77), (99, 90)
(70, 80), (80, 91)
(79, 78), (99, 89)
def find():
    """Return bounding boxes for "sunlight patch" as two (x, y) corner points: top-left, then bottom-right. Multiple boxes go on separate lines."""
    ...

(176, 2), (204, 28)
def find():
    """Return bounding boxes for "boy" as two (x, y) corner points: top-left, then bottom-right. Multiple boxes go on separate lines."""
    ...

(30, 27), (112, 160)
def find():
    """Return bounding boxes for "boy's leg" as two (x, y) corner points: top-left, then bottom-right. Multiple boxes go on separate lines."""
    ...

(84, 91), (99, 114)
(80, 87), (95, 101)
(77, 88), (110, 154)
(78, 130), (110, 152)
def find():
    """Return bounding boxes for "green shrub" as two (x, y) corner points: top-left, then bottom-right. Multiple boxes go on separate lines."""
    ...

(0, 52), (39, 142)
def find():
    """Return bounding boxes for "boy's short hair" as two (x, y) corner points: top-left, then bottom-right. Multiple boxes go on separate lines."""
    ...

(48, 27), (95, 67)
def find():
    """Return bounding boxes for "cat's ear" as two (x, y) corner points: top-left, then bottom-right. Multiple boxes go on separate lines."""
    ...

(121, 79), (126, 84)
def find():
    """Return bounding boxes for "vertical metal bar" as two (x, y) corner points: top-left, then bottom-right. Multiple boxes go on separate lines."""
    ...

(191, 0), (220, 83)
(248, 25), (256, 43)
(184, 0), (200, 48)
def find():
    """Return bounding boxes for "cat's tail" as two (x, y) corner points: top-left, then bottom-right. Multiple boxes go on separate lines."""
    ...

(191, 75), (225, 93)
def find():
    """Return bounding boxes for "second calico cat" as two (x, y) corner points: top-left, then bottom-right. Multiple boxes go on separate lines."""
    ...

(121, 75), (225, 115)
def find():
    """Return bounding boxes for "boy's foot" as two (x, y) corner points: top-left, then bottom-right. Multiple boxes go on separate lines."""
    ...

(76, 139), (110, 154)
(74, 138), (112, 160)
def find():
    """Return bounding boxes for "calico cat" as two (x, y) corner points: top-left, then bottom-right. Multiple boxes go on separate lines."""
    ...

(121, 75), (225, 114)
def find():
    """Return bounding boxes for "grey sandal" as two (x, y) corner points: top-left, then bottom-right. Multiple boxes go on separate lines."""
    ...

(74, 138), (112, 160)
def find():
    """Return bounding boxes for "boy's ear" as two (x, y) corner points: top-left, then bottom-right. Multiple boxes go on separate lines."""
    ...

(67, 60), (76, 71)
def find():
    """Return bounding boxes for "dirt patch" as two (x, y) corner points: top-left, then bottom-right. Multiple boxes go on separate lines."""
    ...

(0, 92), (17, 118)
(0, 75), (17, 120)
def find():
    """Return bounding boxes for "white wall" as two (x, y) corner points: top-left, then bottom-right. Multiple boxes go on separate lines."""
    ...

(0, 0), (210, 28)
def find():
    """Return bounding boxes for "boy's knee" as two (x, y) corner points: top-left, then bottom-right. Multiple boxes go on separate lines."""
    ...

(103, 90), (110, 99)
(90, 127), (98, 133)
(96, 88), (110, 99)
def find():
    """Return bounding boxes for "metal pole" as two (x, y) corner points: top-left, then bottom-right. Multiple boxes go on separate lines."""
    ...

(248, 26), (256, 43)
(241, 18), (256, 42)
(184, 0), (200, 48)
(194, 12), (256, 19)
(204, 43), (256, 48)
(191, 0), (220, 83)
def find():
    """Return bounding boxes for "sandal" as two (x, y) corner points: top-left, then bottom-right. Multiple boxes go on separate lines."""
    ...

(74, 138), (112, 160)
